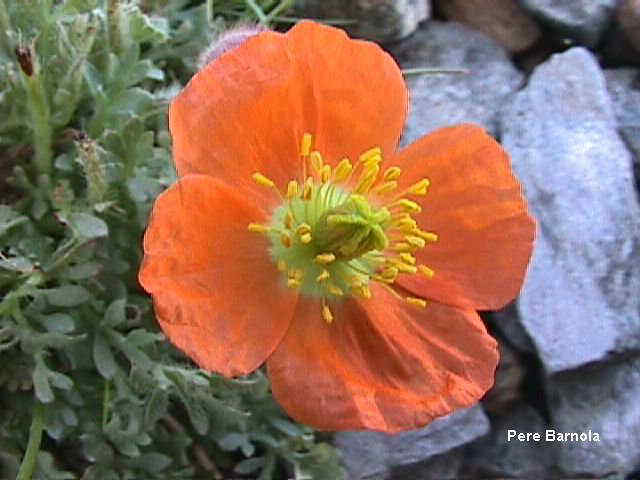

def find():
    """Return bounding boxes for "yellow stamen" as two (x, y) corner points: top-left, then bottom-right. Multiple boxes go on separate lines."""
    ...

(405, 235), (426, 249)
(408, 178), (430, 195)
(418, 264), (435, 278)
(286, 180), (299, 199)
(371, 181), (398, 195)
(300, 133), (312, 157)
(289, 268), (304, 281)
(284, 211), (294, 230)
(303, 177), (313, 200)
(296, 223), (311, 235)
(277, 259), (287, 272)
(287, 278), (301, 288)
(321, 164), (331, 183)
(391, 261), (417, 274)
(310, 150), (323, 173)
(315, 253), (336, 265)
(400, 253), (416, 265)
(333, 158), (353, 182)
(380, 266), (398, 280)
(248, 223), (270, 233)
(406, 297), (427, 308)
(327, 283), (344, 296)
(391, 198), (422, 213)
(359, 146), (382, 163)
(391, 242), (414, 252)
(300, 232), (312, 244)
(355, 164), (380, 194)
(322, 303), (333, 324)
(316, 269), (330, 282)
(379, 282), (403, 300)
(414, 229), (439, 243)
(353, 285), (372, 299)
(362, 153), (382, 170)
(252, 172), (275, 188)
(383, 166), (402, 181)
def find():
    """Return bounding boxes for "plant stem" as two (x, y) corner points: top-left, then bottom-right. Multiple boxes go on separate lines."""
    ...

(25, 68), (53, 175)
(245, 0), (268, 24)
(102, 378), (111, 429)
(16, 401), (45, 480)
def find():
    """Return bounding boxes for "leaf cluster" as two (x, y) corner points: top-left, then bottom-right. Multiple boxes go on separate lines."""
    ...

(0, 1), (344, 479)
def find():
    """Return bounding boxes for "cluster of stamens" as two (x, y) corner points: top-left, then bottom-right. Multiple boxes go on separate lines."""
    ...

(248, 133), (438, 324)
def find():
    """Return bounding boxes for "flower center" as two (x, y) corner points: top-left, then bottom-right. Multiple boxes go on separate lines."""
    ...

(248, 134), (438, 323)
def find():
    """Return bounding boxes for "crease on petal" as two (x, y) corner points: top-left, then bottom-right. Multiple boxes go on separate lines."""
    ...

(139, 175), (297, 376)
(389, 124), (536, 310)
(267, 285), (498, 433)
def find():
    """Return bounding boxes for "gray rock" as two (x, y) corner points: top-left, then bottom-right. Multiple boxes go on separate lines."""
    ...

(518, 0), (617, 47)
(501, 47), (640, 374)
(388, 446), (464, 480)
(547, 356), (640, 476)
(334, 406), (489, 480)
(604, 68), (640, 163)
(293, 0), (430, 44)
(389, 21), (523, 143)
(463, 404), (556, 478)
(490, 303), (536, 354)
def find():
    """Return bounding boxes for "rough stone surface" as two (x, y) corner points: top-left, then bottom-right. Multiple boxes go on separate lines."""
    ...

(437, 0), (541, 53)
(501, 47), (640, 374)
(334, 406), (489, 479)
(389, 21), (523, 143)
(618, 0), (640, 53)
(547, 357), (640, 476)
(463, 404), (555, 478)
(490, 303), (536, 354)
(388, 446), (463, 480)
(293, 0), (430, 44)
(604, 68), (640, 165)
(518, 0), (618, 47)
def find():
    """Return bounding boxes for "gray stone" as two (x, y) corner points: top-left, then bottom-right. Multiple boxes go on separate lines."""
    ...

(389, 21), (523, 143)
(518, 0), (617, 47)
(490, 303), (536, 354)
(388, 446), (463, 480)
(604, 68), (640, 163)
(501, 47), (640, 374)
(293, 0), (430, 44)
(334, 406), (489, 480)
(547, 356), (640, 476)
(463, 404), (556, 478)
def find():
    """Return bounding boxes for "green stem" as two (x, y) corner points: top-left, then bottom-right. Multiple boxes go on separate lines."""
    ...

(25, 71), (52, 175)
(0, 0), (10, 56)
(102, 378), (111, 428)
(16, 401), (45, 480)
(264, 0), (293, 23)
(245, 0), (268, 24)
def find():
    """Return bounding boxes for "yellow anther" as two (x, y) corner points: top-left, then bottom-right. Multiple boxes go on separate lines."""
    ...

(408, 178), (431, 195)
(303, 177), (314, 200)
(418, 264), (435, 278)
(380, 266), (398, 280)
(406, 297), (427, 308)
(248, 223), (270, 233)
(372, 274), (394, 284)
(327, 283), (344, 296)
(379, 282), (403, 300)
(405, 235), (426, 249)
(310, 150), (323, 173)
(395, 217), (418, 233)
(371, 181), (398, 195)
(296, 223), (311, 235)
(359, 146), (382, 163)
(392, 242), (414, 252)
(392, 198), (422, 213)
(300, 232), (312, 244)
(316, 269), (330, 282)
(400, 253), (416, 265)
(363, 153), (382, 170)
(286, 180), (299, 199)
(289, 268), (304, 281)
(252, 172), (275, 188)
(287, 278), (301, 289)
(300, 133), (312, 156)
(321, 164), (331, 183)
(281, 232), (292, 248)
(394, 262), (418, 274)
(414, 229), (439, 243)
(277, 259), (287, 272)
(315, 253), (336, 265)
(322, 304), (333, 324)
(354, 285), (372, 299)
(355, 164), (380, 194)
(383, 166), (402, 181)
(333, 158), (353, 182)
(284, 211), (294, 230)
(348, 275), (364, 288)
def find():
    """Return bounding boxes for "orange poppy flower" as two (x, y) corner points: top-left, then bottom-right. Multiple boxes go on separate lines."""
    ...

(139, 21), (535, 433)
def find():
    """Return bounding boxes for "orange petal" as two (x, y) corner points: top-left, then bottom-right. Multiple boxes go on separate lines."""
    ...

(391, 124), (536, 310)
(139, 175), (297, 377)
(286, 21), (408, 166)
(169, 30), (303, 205)
(267, 285), (498, 433)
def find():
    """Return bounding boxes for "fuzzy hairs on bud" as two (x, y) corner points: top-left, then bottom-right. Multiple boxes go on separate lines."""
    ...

(198, 23), (269, 69)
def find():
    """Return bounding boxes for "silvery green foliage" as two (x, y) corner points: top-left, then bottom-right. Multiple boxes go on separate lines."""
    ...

(0, 1), (344, 479)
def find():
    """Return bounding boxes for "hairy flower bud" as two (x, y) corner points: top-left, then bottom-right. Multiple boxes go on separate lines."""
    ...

(198, 24), (268, 69)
